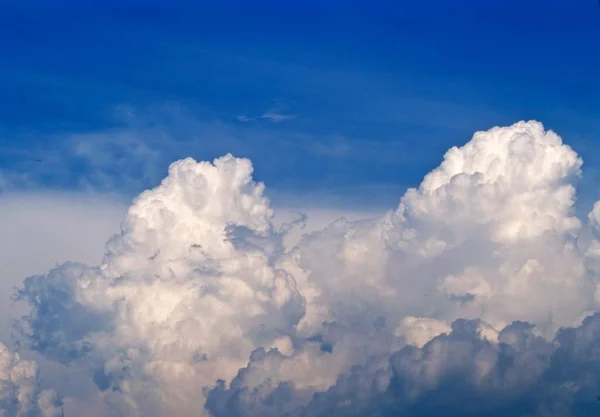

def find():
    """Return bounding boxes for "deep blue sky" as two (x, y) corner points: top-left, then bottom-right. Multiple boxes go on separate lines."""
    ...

(1, 0), (599, 209)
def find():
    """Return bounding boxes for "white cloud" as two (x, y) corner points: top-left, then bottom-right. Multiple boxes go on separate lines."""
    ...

(287, 121), (592, 339)
(0, 343), (63, 417)
(9, 121), (600, 416)
(0, 191), (368, 417)
(236, 112), (297, 123)
(0, 192), (127, 417)
(394, 317), (451, 348)
(0, 193), (126, 344)
(259, 110), (297, 123)
(14, 156), (307, 416)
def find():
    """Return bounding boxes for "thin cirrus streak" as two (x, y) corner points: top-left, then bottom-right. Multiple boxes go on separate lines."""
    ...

(10, 121), (600, 417)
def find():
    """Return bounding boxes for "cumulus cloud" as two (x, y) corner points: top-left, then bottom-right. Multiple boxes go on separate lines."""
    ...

(0, 193), (125, 342)
(285, 121), (593, 340)
(206, 315), (600, 417)
(11, 121), (600, 416)
(394, 317), (452, 348)
(0, 343), (63, 417)
(15, 155), (307, 416)
(270, 315), (600, 417)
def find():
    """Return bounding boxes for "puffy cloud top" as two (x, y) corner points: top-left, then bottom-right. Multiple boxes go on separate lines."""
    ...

(288, 121), (592, 338)
(12, 122), (600, 417)
(400, 120), (582, 242)
(17, 155), (303, 416)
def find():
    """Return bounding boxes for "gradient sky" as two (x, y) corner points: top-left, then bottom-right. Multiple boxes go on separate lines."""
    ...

(4, 3), (600, 416)
(1, 0), (599, 209)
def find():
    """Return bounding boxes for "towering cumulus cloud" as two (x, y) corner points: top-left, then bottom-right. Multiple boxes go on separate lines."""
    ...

(16, 155), (304, 416)
(13, 121), (600, 416)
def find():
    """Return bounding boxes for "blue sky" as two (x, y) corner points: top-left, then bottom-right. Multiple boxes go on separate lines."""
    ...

(4, 3), (600, 416)
(1, 0), (599, 209)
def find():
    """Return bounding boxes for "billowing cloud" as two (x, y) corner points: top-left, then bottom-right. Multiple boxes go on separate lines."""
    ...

(208, 314), (600, 417)
(15, 155), (306, 416)
(286, 121), (593, 339)
(11, 121), (600, 416)
(0, 192), (125, 341)
(0, 343), (63, 417)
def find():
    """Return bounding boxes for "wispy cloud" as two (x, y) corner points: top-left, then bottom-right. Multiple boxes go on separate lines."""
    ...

(0, 104), (466, 212)
(259, 109), (297, 123)
(237, 100), (297, 123)
(236, 111), (297, 123)
(236, 114), (253, 122)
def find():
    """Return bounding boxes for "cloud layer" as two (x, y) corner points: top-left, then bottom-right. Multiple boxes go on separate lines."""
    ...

(11, 121), (600, 416)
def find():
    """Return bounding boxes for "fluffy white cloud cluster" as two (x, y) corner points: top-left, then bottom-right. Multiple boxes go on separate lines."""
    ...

(280, 121), (595, 376)
(17, 155), (305, 416)
(0, 343), (62, 417)
(13, 121), (600, 416)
